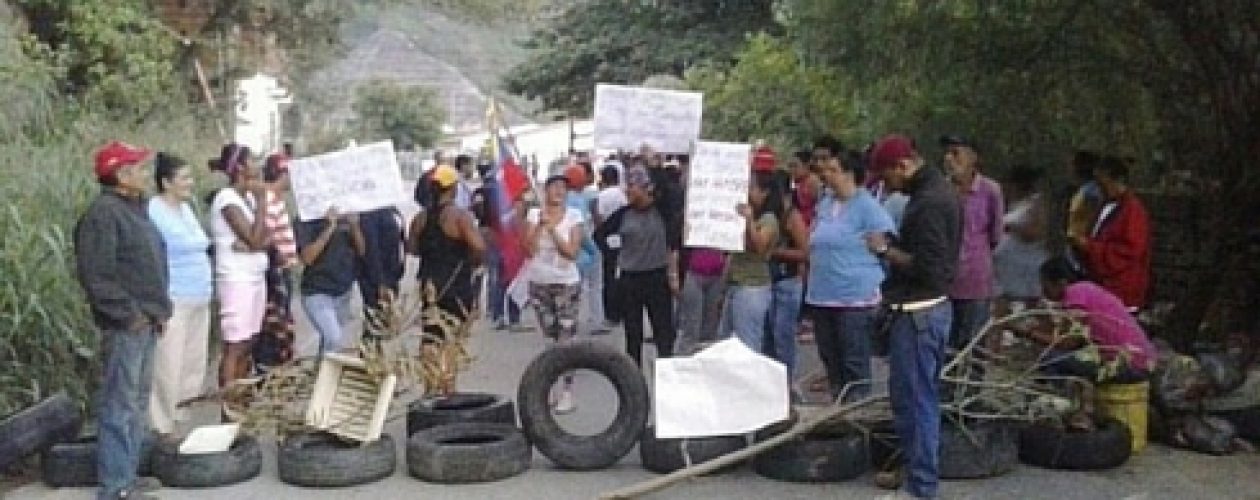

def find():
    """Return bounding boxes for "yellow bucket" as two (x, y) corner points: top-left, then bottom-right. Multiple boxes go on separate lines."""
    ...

(1097, 381), (1150, 453)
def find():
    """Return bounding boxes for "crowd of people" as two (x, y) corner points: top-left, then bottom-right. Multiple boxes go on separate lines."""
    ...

(74, 131), (1158, 499)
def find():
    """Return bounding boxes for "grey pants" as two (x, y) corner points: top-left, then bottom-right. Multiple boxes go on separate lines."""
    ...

(675, 272), (727, 355)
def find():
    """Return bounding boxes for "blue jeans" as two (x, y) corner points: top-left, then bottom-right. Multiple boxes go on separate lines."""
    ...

(485, 245), (520, 324)
(769, 277), (803, 381)
(720, 285), (772, 354)
(303, 292), (355, 357)
(948, 298), (990, 352)
(812, 306), (876, 401)
(97, 327), (156, 500)
(888, 300), (952, 500)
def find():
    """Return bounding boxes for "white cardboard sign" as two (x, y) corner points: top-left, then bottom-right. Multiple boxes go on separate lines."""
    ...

(289, 141), (406, 221)
(592, 84), (703, 153)
(684, 141), (751, 252)
(654, 339), (790, 439)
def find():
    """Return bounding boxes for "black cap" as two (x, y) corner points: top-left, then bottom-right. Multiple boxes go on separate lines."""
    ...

(939, 134), (979, 152)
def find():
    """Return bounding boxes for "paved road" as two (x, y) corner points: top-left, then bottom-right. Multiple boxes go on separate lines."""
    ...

(9, 184), (1260, 499)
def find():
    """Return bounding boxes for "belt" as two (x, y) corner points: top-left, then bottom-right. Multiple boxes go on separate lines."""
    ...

(888, 296), (946, 312)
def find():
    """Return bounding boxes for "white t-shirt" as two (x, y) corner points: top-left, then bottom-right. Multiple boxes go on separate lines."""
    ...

(209, 189), (269, 282)
(596, 186), (628, 220)
(525, 207), (583, 285)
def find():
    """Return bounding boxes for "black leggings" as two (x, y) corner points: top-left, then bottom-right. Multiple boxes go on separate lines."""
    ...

(618, 268), (675, 366)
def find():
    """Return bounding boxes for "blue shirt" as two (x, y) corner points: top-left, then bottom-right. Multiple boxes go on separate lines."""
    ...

(566, 191), (598, 271)
(807, 190), (896, 306)
(147, 198), (212, 300)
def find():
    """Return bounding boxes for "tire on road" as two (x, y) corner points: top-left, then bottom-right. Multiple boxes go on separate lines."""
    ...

(0, 392), (82, 470)
(753, 430), (868, 482)
(1215, 406), (1260, 441)
(639, 425), (746, 474)
(517, 340), (649, 470)
(40, 434), (157, 487)
(278, 432), (396, 487)
(406, 392), (516, 436)
(939, 420), (1019, 479)
(1019, 418), (1131, 470)
(152, 435), (262, 488)
(407, 422), (531, 483)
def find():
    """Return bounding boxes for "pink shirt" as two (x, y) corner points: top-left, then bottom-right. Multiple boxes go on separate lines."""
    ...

(1062, 282), (1155, 371)
(949, 174), (1004, 299)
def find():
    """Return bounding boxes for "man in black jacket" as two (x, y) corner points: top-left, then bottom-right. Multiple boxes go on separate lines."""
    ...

(75, 141), (171, 500)
(865, 134), (961, 500)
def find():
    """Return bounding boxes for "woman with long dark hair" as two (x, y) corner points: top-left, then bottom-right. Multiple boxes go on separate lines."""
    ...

(253, 154), (298, 372)
(720, 170), (783, 354)
(208, 144), (270, 403)
(523, 175), (584, 412)
(147, 153), (212, 439)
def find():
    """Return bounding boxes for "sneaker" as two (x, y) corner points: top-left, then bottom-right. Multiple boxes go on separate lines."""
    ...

(114, 487), (159, 499)
(554, 389), (576, 415)
(874, 467), (904, 490)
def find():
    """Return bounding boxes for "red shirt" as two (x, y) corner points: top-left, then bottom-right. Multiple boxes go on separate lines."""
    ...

(1080, 190), (1151, 309)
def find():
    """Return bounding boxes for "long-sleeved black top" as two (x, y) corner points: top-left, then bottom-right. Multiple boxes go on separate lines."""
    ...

(74, 188), (172, 330)
(882, 166), (963, 304)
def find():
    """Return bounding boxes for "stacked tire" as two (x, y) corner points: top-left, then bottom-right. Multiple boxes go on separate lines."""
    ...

(278, 433), (396, 488)
(1018, 418), (1132, 470)
(405, 392), (529, 484)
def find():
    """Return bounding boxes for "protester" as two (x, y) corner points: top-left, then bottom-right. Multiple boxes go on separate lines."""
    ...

(76, 141), (170, 500)
(789, 149), (821, 227)
(476, 160), (525, 331)
(994, 164), (1049, 313)
(719, 168), (782, 357)
(408, 164), (486, 393)
(564, 163), (604, 332)
(760, 149), (808, 384)
(524, 176), (585, 413)
(1071, 156), (1151, 311)
(146, 153), (211, 442)
(1012, 257), (1156, 428)
(866, 134), (961, 499)
(675, 245), (728, 355)
(356, 205), (405, 330)
(941, 135), (1004, 352)
(807, 150), (896, 402)
(594, 166), (680, 366)
(297, 207), (366, 356)
(1064, 150), (1103, 261)
(209, 144), (270, 393)
(254, 153), (298, 372)
(594, 165), (627, 328)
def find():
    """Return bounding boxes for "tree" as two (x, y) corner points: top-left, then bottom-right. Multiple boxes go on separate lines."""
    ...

(351, 79), (446, 150)
(504, 0), (778, 115)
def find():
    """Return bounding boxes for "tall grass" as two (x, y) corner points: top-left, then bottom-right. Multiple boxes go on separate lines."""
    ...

(0, 17), (222, 416)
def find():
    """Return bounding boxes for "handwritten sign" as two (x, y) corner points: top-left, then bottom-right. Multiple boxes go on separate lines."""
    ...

(289, 141), (406, 221)
(684, 141), (750, 252)
(593, 84), (703, 153)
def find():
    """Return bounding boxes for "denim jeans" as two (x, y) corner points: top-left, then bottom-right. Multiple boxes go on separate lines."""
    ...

(676, 272), (726, 354)
(888, 300), (952, 500)
(769, 277), (803, 381)
(97, 326), (156, 500)
(580, 251), (605, 327)
(812, 306), (876, 401)
(303, 291), (355, 357)
(948, 298), (990, 352)
(720, 285), (772, 355)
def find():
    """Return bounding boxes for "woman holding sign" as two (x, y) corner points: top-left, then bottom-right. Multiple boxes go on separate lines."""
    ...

(524, 175), (585, 413)
(720, 169), (783, 358)
(806, 150), (896, 402)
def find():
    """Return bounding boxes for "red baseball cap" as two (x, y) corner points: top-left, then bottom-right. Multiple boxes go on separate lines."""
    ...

(868, 134), (917, 172)
(94, 141), (152, 179)
(752, 145), (777, 172)
(563, 164), (587, 187)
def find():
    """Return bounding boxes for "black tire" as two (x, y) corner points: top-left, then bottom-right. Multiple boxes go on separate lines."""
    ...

(517, 340), (649, 470)
(407, 422), (531, 483)
(1019, 418), (1131, 470)
(867, 423), (901, 472)
(1214, 406), (1260, 441)
(638, 426), (746, 474)
(40, 434), (157, 487)
(0, 392), (83, 470)
(152, 435), (262, 488)
(939, 421), (1019, 479)
(278, 433), (397, 487)
(753, 431), (868, 482)
(752, 412), (799, 443)
(406, 393), (516, 436)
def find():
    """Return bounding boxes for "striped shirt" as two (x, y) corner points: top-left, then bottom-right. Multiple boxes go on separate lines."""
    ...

(265, 190), (298, 268)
